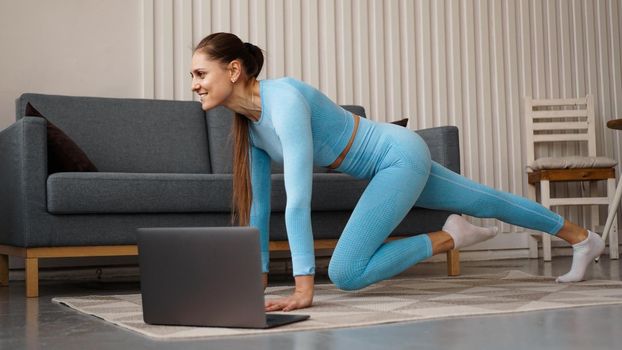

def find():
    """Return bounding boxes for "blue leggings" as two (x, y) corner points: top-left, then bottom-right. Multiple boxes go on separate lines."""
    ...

(328, 118), (564, 291)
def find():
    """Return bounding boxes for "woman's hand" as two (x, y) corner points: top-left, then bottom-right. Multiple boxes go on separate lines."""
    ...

(265, 275), (314, 312)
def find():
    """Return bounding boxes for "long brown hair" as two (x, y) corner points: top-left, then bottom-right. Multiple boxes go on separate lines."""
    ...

(194, 32), (264, 226)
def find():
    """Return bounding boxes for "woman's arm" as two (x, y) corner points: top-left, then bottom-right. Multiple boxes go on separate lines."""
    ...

(265, 83), (316, 310)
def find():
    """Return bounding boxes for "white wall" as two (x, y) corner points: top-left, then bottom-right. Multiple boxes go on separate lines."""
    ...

(0, 0), (143, 129)
(1, 0), (621, 261)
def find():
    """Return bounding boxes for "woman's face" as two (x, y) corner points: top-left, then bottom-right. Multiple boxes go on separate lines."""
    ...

(191, 52), (234, 111)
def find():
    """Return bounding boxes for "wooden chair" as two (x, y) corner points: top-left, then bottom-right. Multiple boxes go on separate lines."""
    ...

(524, 95), (619, 261)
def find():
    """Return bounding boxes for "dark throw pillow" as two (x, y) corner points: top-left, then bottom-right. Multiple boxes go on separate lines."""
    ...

(25, 102), (98, 174)
(390, 118), (409, 127)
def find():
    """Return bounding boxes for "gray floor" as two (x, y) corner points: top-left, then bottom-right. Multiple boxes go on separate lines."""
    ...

(1, 257), (621, 350)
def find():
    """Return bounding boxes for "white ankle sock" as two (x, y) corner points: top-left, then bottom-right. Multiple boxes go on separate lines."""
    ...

(442, 214), (499, 249)
(555, 230), (605, 283)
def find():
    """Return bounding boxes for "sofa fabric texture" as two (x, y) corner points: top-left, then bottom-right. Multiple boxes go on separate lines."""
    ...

(0, 93), (460, 248)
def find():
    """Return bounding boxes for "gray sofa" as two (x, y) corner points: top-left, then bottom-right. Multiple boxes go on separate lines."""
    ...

(0, 93), (461, 297)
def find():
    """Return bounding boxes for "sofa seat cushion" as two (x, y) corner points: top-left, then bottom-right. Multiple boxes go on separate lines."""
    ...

(47, 172), (371, 214)
(47, 173), (234, 214)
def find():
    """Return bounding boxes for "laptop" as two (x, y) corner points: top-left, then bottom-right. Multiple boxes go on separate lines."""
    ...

(136, 226), (310, 329)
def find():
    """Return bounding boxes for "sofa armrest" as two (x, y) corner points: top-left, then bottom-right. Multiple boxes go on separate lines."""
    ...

(414, 126), (460, 174)
(0, 117), (48, 247)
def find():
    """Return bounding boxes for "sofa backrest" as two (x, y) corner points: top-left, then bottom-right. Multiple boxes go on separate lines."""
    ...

(16, 93), (211, 173)
(416, 126), (460, 173)
(205, 105), (368, 174)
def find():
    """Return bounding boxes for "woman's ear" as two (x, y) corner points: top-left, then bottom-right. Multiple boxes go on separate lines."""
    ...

(228, 60), (242, 83)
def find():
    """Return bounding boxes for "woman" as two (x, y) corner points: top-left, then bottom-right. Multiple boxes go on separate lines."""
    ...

(190, 32), (605, 312)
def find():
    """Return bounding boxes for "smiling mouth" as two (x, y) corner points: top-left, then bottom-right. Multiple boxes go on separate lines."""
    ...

(198, 93), (207, 101)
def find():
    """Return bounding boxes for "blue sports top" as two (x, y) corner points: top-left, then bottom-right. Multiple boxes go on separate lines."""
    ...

(249, 77), (357, 276)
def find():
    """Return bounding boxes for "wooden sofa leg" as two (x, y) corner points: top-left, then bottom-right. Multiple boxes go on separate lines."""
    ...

(0, 254), (8, 286)
(25, 258), (39, 298)
(447, 249), (460, 276)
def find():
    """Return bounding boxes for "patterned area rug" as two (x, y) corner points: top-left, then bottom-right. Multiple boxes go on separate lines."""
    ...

(52, 270), (622, 339)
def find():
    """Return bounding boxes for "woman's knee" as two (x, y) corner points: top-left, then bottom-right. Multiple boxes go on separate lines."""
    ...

(328, 259), (369, 291)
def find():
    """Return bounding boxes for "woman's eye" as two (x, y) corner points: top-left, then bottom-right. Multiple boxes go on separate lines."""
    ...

(191, 72), (206, 79)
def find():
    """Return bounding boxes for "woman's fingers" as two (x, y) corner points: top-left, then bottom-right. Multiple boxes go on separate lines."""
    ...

(265, 294), (311, 312)
(265, 298), (287, 311)
(266, 303), (283, 312)
(265, 297), (297, 312)
(282, 301), (297, 312)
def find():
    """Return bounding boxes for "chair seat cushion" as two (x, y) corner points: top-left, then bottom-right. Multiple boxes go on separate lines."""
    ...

(527, 156), (617, 171)
(46, 172), (370, 214)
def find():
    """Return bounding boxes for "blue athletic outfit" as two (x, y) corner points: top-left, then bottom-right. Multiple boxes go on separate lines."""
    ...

(249, 77), (564, 291)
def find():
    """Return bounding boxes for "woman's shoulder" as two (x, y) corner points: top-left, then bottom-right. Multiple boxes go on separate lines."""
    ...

(264, 76), (302, 83)
(262, 77), (313, 91)
(261, 77), (313, 115)
(262, 77), (310, 100)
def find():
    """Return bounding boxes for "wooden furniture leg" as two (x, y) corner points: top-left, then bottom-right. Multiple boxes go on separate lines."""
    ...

(0, 254), (9, 286)
(25, 258), (39, 298)
(447, 249), (460, 276)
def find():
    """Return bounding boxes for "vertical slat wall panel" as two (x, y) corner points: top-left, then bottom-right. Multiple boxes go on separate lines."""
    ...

(230, 0), (249, 39)
(144, 0), (622, 244)
(301, 0), (319, 87)
(266, 0), (285, 78)
(154, 0), (174, 99)
(211, 0), (230, 32)
(416, 0), (433, 129)
(173, 0), (192, 100)
(385, 0), (402, 121)
(432, 0), (447, 127)
(249, 0), (267, 81)
(142, 0), (155, 99)
(284, 0), (302, 80)
(352, 0), (370, 115)
(335, 0), (353, 105)
(369, 0), (386, 121)
(319, 0), (337, 101)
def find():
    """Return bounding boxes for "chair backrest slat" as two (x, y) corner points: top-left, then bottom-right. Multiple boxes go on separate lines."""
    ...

(533, 134), (591, 143)
(531, 97), (587, 106)
(531, 109), (588, 119)
(531, 121), (589, 131)
(524, 95), (596, 168)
